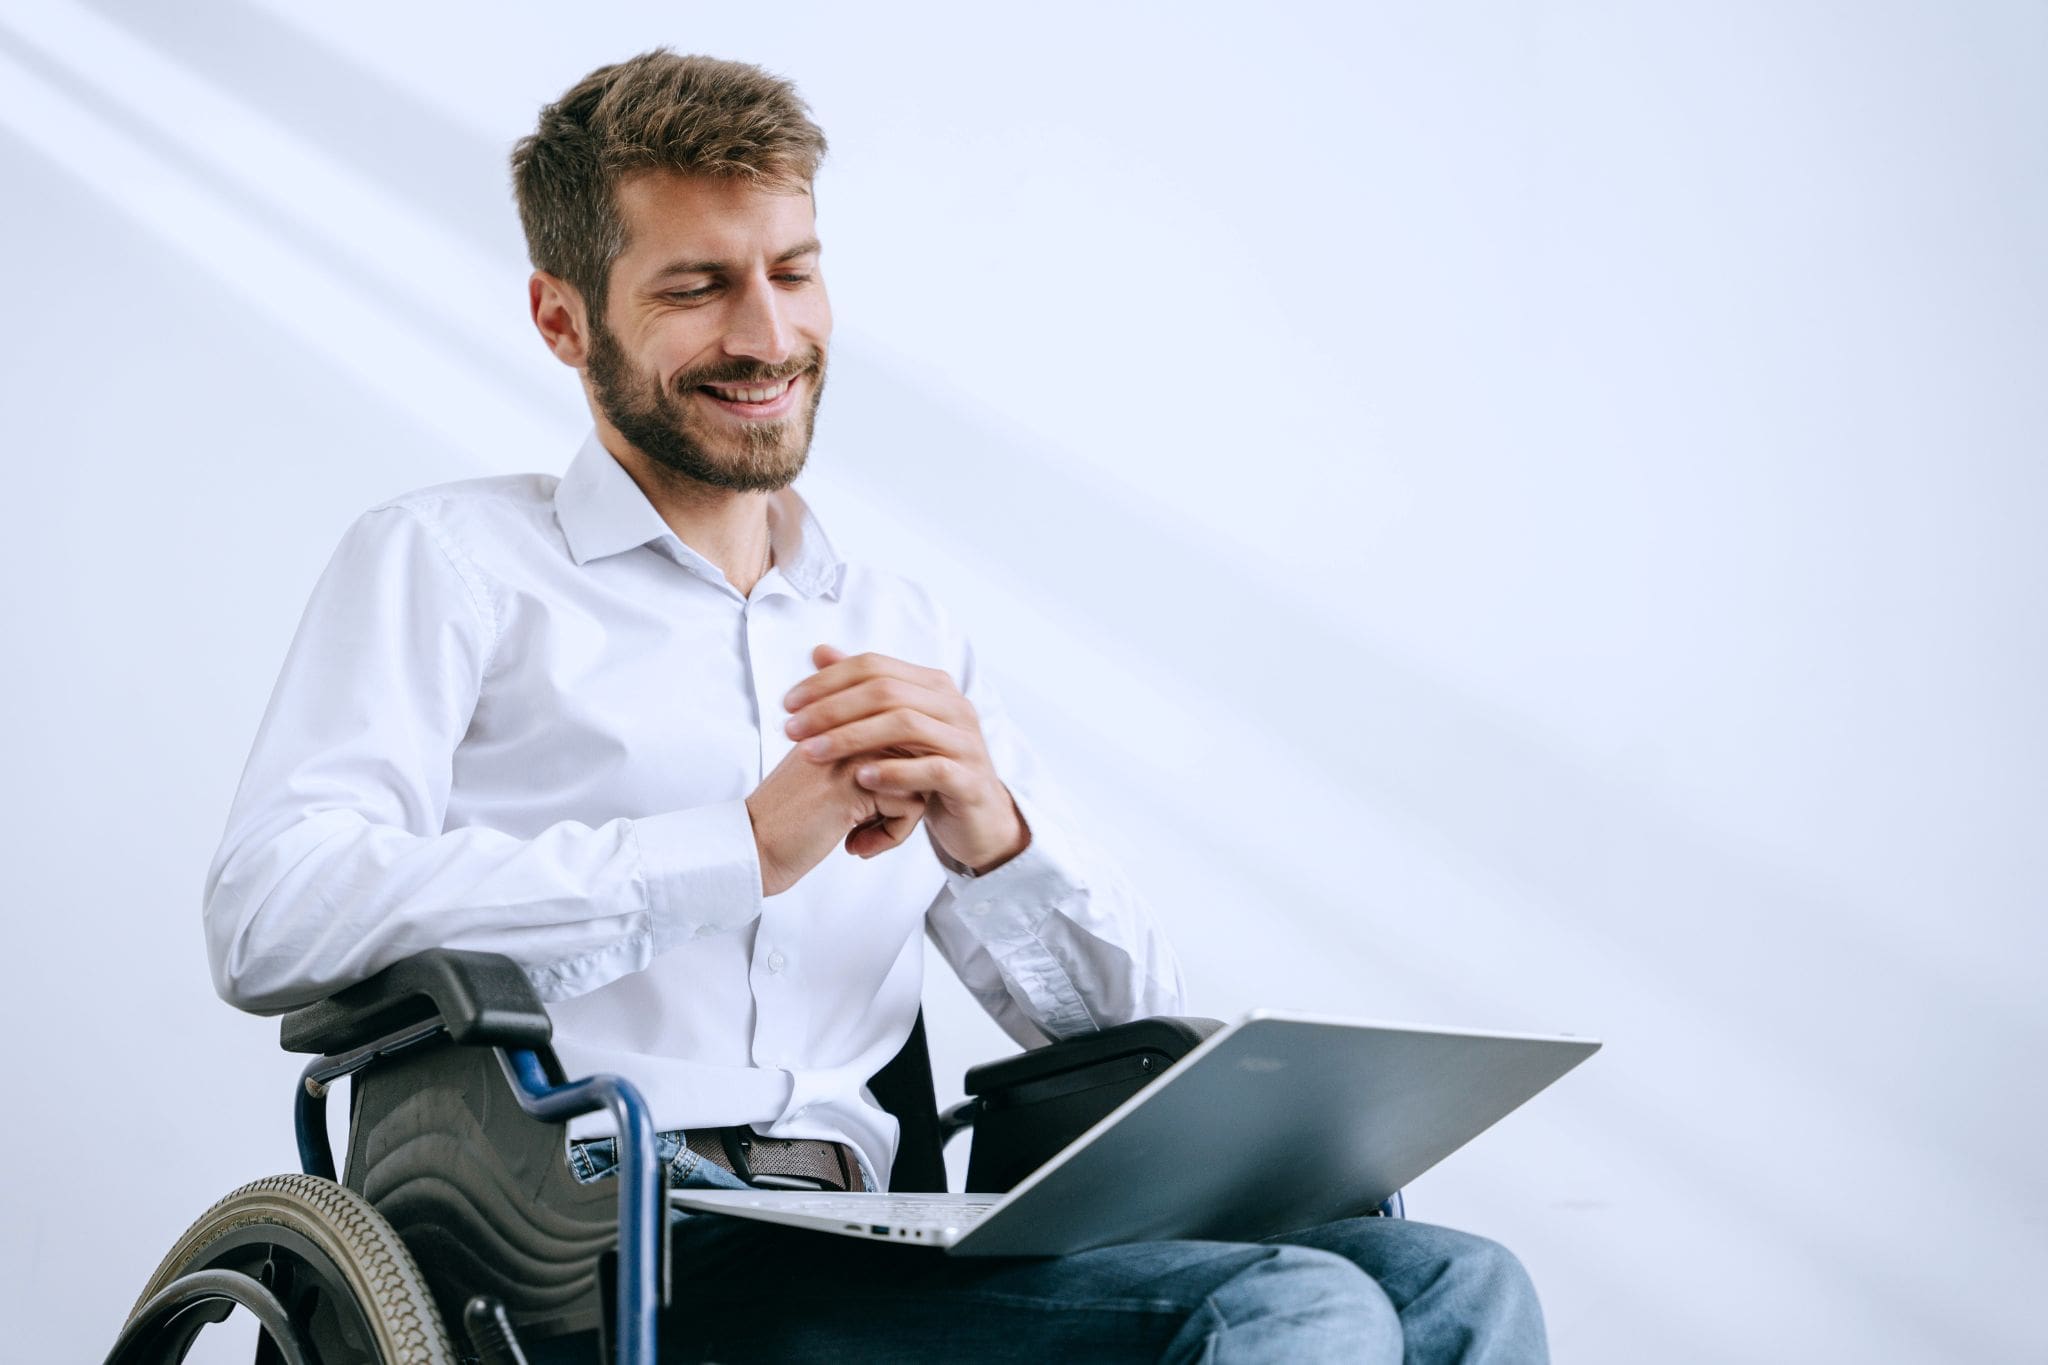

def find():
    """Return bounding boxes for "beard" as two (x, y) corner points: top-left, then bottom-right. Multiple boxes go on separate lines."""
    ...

(585, 317), (827, 494)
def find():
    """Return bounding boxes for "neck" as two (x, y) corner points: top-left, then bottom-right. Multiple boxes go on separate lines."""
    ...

(599, 433), (775, 595)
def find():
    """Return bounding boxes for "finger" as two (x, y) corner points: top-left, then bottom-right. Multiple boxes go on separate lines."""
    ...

(785, 650), (957, 713)
(845, 820), (905, 858)
(852, 755), (976, 803)
(796, 709), (971, 764)
(868, 785), (925, 821)
(846, 806), (923, 858)
(785, 676), (976, 743)
(811, 643), (848, 671)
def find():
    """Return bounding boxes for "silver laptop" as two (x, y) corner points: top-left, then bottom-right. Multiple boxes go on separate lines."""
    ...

(671, 1010), (1600, 1256)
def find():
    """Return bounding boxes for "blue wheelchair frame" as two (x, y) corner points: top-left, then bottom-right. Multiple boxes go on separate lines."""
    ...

(293, 1026), (670, 1363)
(112, 949), (1402, 1365)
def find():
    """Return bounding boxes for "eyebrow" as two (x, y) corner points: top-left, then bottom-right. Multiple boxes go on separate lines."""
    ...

(647, 238), (822, 280)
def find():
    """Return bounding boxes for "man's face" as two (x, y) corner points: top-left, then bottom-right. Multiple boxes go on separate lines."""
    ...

(585, 171), (831, 492)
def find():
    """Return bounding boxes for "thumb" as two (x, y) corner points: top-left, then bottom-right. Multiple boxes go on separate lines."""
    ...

(812, 643), (847, 669)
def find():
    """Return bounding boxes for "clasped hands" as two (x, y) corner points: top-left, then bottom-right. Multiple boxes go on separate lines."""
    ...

(744, 645), (1030, 897)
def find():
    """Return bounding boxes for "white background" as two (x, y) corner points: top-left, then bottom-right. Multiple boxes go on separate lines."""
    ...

(1, 2), (2042, 1361)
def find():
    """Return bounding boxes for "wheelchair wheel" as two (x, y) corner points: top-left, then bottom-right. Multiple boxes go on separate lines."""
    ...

(123, 1173), (455, 1364)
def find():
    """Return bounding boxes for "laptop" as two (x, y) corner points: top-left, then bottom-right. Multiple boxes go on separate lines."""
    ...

(671, 1010), (1600, 1256)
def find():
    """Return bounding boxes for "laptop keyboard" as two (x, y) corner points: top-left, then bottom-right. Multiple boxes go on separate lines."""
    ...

(678, 1191), (1000, 1229)
(793, 1194), (996, 1225)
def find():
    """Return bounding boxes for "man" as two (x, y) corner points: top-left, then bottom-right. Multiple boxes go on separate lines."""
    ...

(205, 49), (1548, 1362)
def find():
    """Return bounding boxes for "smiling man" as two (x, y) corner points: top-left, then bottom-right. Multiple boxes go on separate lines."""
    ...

(203, 50), (1547, 1363)
(580, 178), (828, 496)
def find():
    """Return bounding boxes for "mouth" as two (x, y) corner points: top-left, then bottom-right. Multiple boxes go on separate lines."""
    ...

(695, 372), (805, 421)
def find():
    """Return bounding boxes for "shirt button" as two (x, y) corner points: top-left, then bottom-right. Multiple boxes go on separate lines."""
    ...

(767, 949), (787, 973)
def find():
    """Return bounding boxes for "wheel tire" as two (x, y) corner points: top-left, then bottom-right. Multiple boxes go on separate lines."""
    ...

(126, 1173), (456, 1364)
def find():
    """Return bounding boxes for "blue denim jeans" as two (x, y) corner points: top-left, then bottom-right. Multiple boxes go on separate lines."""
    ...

(566, 1130), (757, 1192)
(537, 1146), (1549, 1364)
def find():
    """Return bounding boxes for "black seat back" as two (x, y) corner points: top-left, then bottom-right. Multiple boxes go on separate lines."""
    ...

(864, 1010), (947, 1192)
(344, 1036), (619, 1345)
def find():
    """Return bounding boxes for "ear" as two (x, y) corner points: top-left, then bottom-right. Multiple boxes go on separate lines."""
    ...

(530, 271), (594, 368)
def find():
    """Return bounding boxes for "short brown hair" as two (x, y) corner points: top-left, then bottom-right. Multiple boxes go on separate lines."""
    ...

(511, 50), (827, 321)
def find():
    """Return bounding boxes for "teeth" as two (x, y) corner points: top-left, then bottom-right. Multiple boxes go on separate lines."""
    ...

(707, 377), (792, 403)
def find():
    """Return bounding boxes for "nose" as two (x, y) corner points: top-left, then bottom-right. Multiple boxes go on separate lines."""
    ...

(721, 271), (794, 367)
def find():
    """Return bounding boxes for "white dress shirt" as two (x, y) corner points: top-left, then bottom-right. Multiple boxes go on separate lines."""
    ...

(204, 433), (1186, 1186)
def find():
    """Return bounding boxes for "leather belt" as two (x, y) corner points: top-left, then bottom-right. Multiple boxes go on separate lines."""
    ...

(687, 1126), (864, 1193)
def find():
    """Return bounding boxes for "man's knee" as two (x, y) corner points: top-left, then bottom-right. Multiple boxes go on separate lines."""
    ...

(1168, 1244), (1402, 1364)
(1273, 1218), (1548, 1361)
(1297, 1218), (1537, 1302)
(1365, 1224), (1548, 1361)
(1402, 1225), (1540, 1308)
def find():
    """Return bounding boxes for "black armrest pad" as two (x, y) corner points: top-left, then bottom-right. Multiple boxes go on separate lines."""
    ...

(964, 1015), (1223, 1097)
(279, 949), (553, 1056)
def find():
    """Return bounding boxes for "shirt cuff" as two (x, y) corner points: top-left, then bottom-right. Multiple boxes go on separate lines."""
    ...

(935, 788), (1078, 927)
(632, 800), (764, 950)
(933, 789), (1099, 1036)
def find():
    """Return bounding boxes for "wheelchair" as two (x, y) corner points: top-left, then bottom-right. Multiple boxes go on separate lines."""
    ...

(105, 948), (1402, 1364)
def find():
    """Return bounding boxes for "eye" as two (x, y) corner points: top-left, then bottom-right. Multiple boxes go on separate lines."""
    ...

(773, 272), (813, 287)
(664, 285), (717, 302)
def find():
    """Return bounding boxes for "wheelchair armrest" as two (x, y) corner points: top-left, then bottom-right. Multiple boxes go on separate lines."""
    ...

(963, 1015), (1224, 1100)
(278, 949), (553, 1056)
(956, 1015), (1225, 1192)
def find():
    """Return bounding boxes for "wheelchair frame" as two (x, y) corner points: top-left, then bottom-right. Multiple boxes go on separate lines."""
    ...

(105, 949), (1400, 1364)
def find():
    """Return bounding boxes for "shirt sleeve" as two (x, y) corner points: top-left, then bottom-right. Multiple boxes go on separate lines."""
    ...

(203, 504), (763, 1015)
(922, 633), (1188, 1046)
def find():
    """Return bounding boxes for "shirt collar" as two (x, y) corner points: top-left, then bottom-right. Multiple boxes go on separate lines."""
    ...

(553, 431), (846, 600)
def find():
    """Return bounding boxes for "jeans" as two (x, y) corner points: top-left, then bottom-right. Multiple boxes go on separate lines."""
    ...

(538, 1142), (1549, 1363)
(566, 1130), (758, 1192)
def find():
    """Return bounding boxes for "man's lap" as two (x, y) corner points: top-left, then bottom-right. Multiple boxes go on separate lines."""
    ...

(527, 1212), (1539, 1363)
(663, 1213), (1396, 1363)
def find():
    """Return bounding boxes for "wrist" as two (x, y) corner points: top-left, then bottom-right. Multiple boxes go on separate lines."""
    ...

(744, 792), (797, 897)
(939, 793), (1030, 876)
